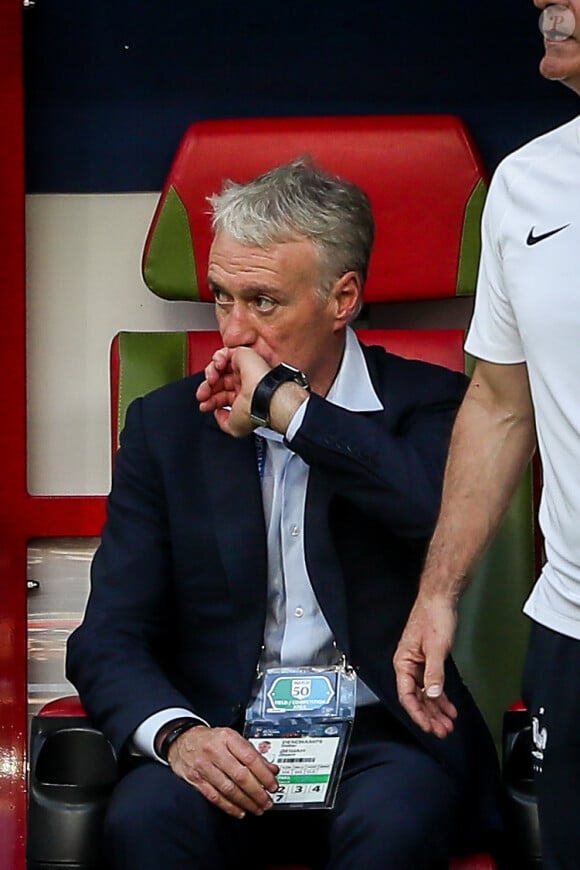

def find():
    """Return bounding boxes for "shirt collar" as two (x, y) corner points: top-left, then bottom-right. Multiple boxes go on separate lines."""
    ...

(255, 326), (383, 442)
(326, 326), (383, 412)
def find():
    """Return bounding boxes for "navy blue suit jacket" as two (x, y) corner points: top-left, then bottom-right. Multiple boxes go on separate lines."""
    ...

(67, 340), (501, 834)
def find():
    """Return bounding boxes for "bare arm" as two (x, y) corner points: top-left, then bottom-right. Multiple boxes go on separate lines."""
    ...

(393, 359), (536, 736)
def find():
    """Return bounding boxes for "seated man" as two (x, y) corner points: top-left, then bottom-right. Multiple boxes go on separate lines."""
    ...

(67, 157), (503, 869)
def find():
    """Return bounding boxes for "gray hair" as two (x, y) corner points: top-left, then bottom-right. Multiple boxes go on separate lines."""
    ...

(207, 156), (375, 294)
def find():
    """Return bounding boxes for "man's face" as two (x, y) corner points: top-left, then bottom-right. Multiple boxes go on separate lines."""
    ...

(535, 1), (580, 95)
(207, 231), (360, 394)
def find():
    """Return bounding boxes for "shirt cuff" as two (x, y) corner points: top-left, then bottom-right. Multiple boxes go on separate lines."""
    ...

(285, 395), (310, 441)
(132, 708), (209, 763)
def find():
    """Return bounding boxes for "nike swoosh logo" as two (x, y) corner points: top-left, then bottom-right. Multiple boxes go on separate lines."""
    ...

(526, 224), (570, 246)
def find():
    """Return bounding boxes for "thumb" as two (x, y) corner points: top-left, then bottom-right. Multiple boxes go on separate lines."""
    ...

(423, 650), (446, 698)
(421, 598), (457, 698)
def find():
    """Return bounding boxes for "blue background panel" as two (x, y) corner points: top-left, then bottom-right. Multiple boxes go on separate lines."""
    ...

(24, 0), (579, 193)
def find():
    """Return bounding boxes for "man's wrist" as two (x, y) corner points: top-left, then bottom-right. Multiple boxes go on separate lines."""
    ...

(250, 362), (310, 428)
(155, 717), (203, 762)
(269, 381), (310, 433)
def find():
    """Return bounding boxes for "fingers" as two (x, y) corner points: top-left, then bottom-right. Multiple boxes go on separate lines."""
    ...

(168, 727), (279, 819)
(196, 357), (239, 412)
(394, 658), (436, 733)
(209, 347), (234, 374)
(197, 388), (234, 412)
(419, 690), (457, 739)
(395, 666), (457, 738)
(185, 756), (276, 819)
(196, 347), (263, 418)
(393, 645), (451, 731)
(196, 348), (273, 435)
(393, 600), (458, 738)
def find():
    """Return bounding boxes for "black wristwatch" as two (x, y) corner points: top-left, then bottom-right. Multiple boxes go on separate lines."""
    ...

(250, 362), (310, 428)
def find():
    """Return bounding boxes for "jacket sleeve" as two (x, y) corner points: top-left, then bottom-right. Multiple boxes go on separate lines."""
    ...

(288, 358), (468, 540)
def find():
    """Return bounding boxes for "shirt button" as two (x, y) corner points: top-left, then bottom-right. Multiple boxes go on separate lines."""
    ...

(290, 524), (300, 536)
(294, 606), (304, 618)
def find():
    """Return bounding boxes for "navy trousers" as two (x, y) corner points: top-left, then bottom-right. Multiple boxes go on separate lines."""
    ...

(522, 622), (580, 870)
(105, 704), (470, 870)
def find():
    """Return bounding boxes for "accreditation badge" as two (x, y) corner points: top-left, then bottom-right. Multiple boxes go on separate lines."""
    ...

(244, 663), (356, 810)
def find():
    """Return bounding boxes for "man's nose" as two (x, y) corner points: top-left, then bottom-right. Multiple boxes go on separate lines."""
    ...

(220, 304), (257, 348)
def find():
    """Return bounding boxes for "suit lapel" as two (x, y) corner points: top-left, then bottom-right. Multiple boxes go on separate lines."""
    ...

(201, 421), (268, 643)
(303, 468), (350, 655)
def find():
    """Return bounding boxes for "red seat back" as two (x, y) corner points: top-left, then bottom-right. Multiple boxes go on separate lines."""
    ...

(141, 115), (488, 304)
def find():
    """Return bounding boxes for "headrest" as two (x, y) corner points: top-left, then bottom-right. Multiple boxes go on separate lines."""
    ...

(142, 115), (487, 305)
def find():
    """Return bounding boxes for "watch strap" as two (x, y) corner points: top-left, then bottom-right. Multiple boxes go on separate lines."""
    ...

(250, 363), (310, 428)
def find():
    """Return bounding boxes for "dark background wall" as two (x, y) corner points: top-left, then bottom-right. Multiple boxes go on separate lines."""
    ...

(23, 0), (578, 194)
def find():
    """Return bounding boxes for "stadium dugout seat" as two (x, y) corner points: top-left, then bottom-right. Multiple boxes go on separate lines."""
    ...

(27, 116), (539, 870)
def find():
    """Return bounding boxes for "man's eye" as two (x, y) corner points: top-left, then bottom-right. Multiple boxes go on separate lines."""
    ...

(213, 289), (232, 306)
(254, 296), (276, 312)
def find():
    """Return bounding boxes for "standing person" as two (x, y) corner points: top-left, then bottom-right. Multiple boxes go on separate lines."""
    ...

(393, 2), (580, 868)
(67, 156), (503, 869)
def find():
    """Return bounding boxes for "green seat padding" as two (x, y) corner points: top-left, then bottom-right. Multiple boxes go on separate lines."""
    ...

(114, 332), (188, 448)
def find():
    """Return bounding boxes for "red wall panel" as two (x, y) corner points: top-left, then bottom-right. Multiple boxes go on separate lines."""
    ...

(0, 4), (105, 867)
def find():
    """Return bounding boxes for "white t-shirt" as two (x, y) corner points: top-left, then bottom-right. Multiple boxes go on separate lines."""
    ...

(465, 115), (580, 639)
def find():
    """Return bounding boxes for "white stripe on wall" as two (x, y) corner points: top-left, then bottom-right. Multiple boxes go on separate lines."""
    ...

(26, 193), (217, 495)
